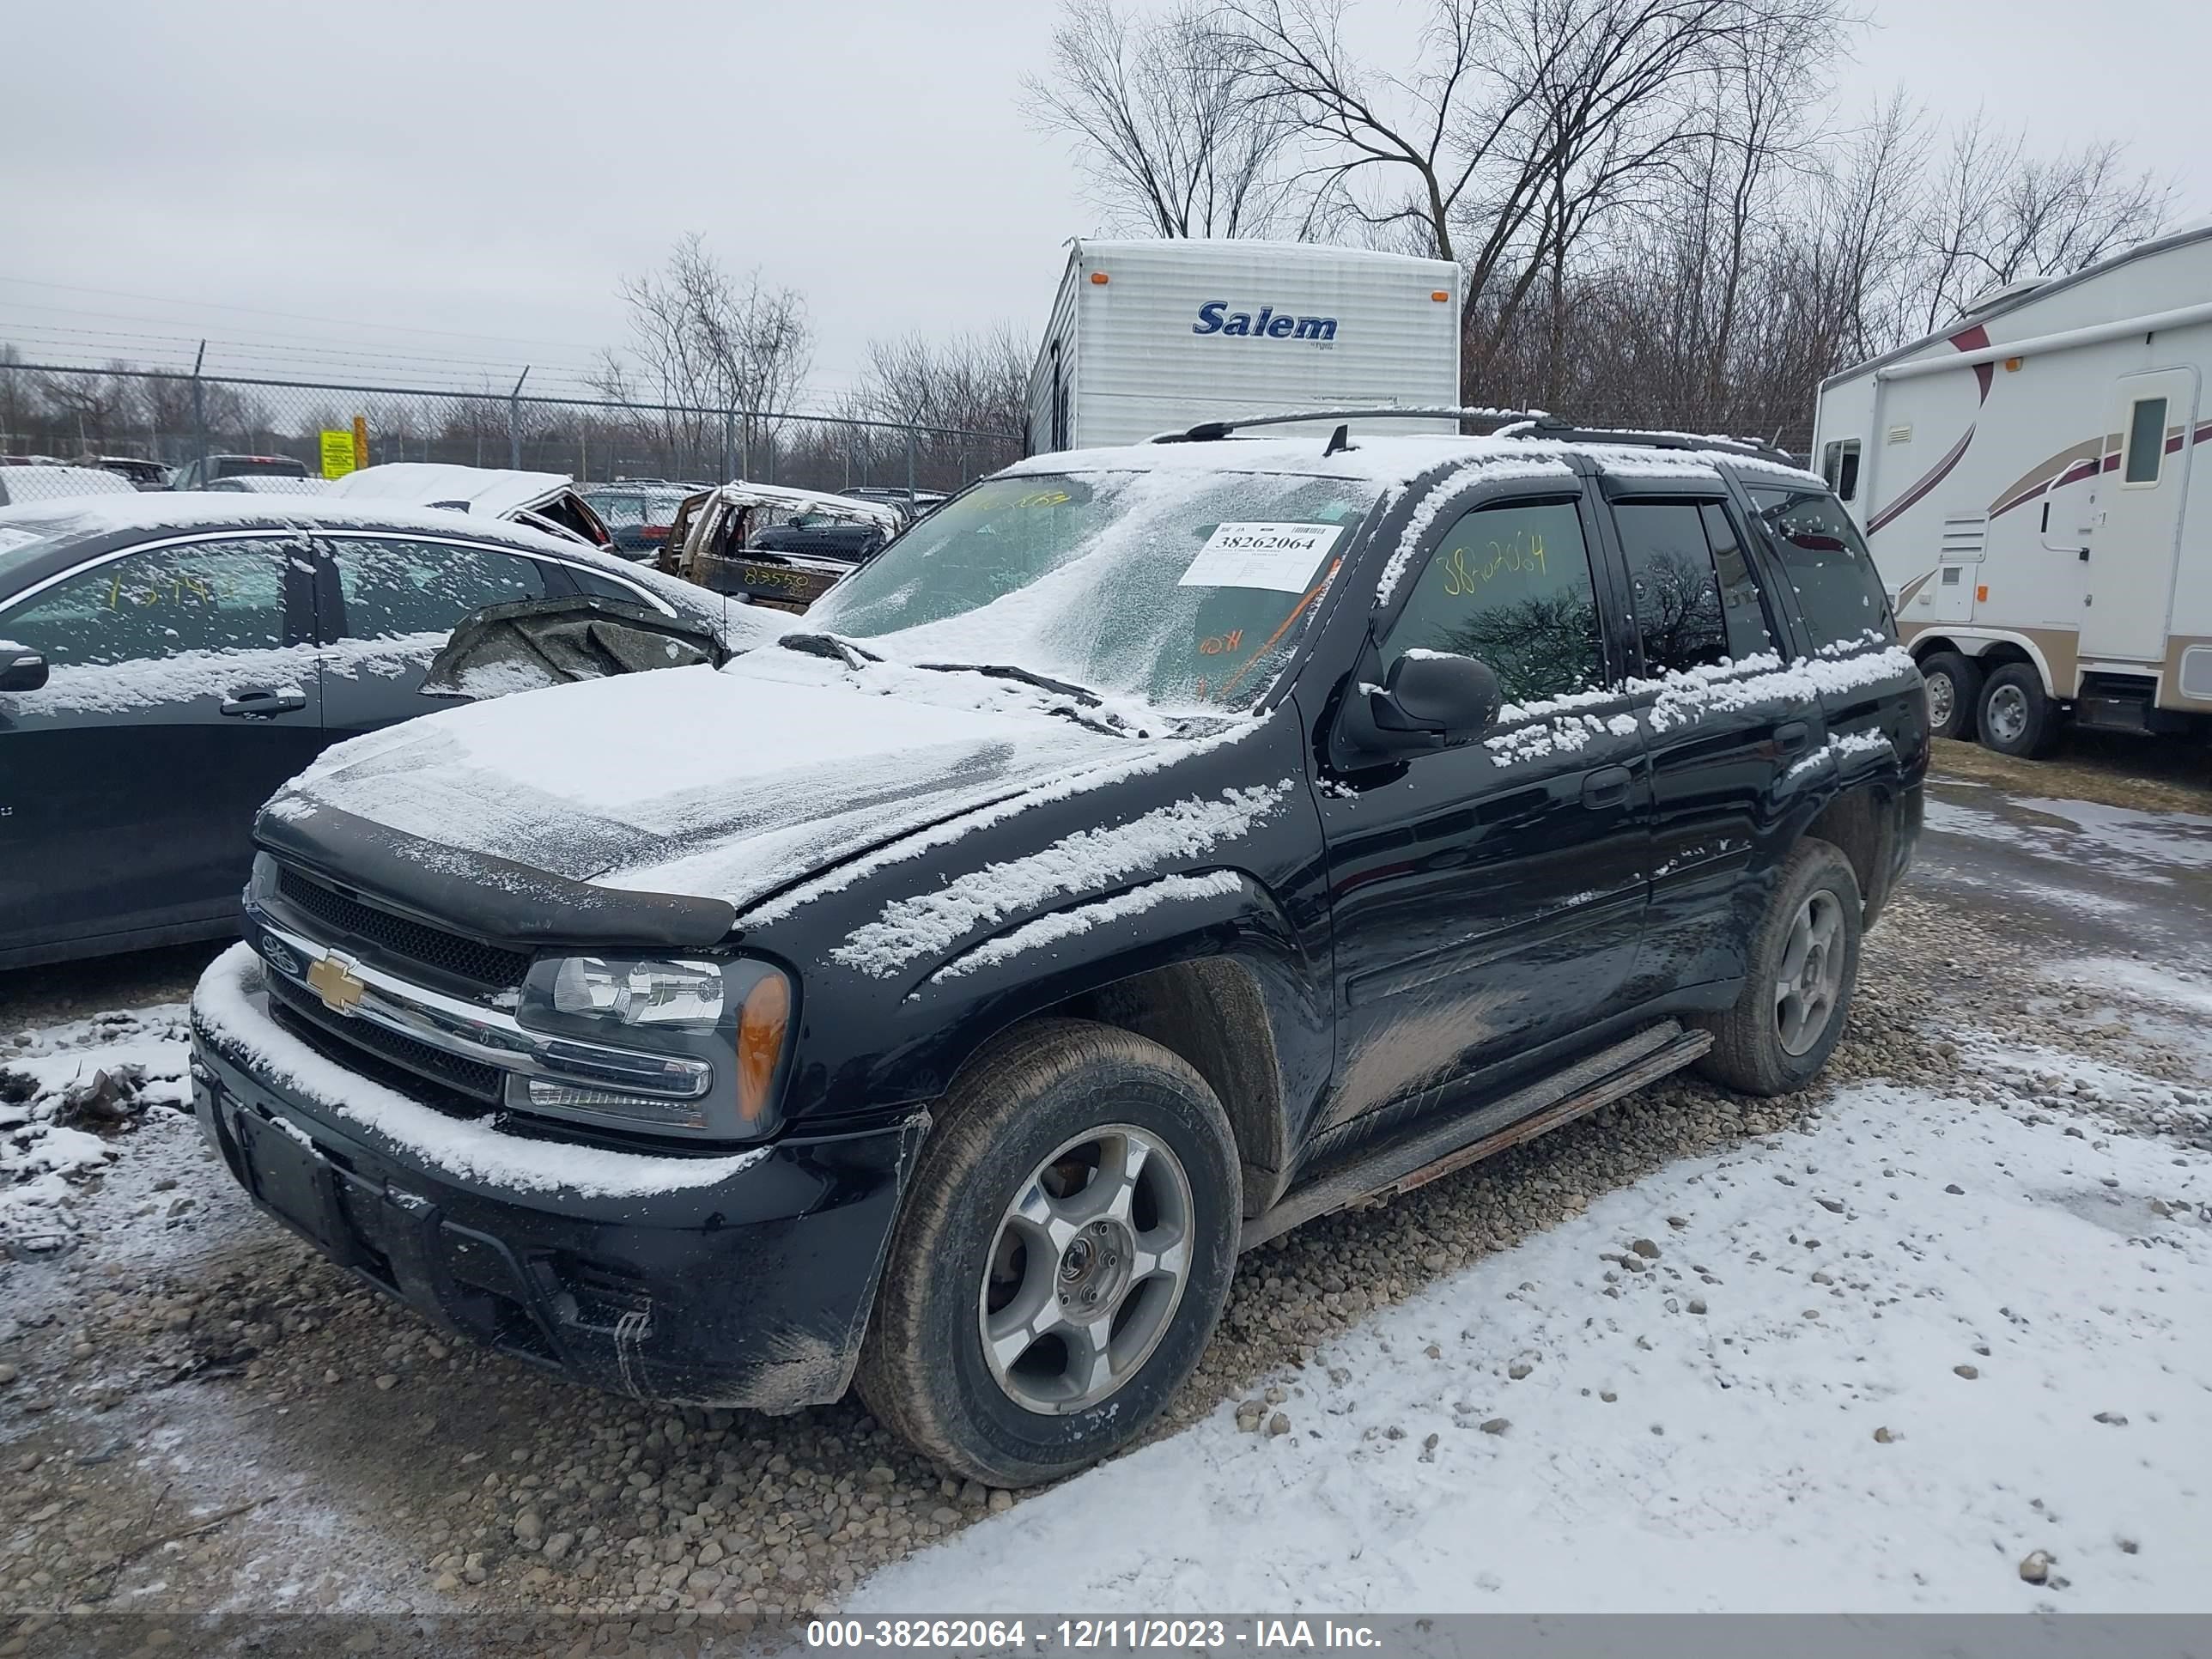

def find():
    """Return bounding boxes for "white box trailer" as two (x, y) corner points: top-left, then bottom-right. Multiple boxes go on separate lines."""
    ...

(1027, 239), (1463, 453)
(1811, 219), (2212, 755)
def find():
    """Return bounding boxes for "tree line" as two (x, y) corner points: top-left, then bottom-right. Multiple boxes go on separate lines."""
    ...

(1027, 0), (2174, 449)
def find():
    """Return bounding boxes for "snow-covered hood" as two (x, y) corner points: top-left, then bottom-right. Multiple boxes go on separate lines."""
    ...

(270, 645), (1202, 916)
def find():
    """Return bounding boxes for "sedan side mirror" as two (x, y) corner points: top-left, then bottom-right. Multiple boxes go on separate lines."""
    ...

(0, 641), (47, 694)
(1344, 649), (1503, 754)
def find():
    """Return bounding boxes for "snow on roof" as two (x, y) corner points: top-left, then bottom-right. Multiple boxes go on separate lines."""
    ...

(326, 463), (574, 517)
(1006, 431), (1791, 489)
(1073, 238), (1458, 273)
(0, 465), (137, 504)
(1005, 434), (1565, 486)
(705, 480), (905, 529)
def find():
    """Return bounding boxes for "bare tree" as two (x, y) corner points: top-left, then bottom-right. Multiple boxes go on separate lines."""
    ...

(1217, 0), (1845, 364)
(605, 234), (814, 474)
(1909, 114), (2172, 333)
(1027, 0), (1296, 237)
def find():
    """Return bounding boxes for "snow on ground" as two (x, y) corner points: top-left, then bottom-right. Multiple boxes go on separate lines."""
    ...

(0, 1004), (191, 1248)
(853, 1080), (2211, 1614)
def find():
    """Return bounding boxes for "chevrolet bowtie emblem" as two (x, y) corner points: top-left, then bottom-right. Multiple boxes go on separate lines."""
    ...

(306, 954), (368, 1016)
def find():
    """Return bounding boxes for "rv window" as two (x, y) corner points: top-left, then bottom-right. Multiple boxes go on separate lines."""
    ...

(2124, 397), (2168, 484)
(1820, 440), (1861, 503)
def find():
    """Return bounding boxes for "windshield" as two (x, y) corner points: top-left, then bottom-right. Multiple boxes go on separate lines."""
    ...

(806, 469), (1381, 712)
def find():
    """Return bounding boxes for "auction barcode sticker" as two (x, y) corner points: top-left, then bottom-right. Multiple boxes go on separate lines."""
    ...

(1177, 522), (1344, 592)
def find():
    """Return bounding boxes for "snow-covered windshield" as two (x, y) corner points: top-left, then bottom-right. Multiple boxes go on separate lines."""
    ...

(807, 469), (1381, 713)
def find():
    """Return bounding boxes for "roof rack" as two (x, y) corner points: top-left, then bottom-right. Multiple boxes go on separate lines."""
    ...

(1155, 407), (1796, 464)
(1154, 407), (1547, 442)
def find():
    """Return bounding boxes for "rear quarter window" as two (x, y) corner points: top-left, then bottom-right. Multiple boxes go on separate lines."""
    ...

(1747, 486), (1894, 651)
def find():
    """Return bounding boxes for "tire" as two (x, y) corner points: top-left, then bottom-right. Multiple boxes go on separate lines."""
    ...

(1920, 651), (1981, 741)
(857, 1018), (1241, 1487)
(1695, 839), (1863, 1097)
(1978, 662), (2060, 758)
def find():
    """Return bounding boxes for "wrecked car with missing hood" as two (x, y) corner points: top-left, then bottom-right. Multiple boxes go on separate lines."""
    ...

(188, 414), (1926, 1486)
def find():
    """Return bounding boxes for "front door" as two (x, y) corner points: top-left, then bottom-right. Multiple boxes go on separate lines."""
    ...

(1316, 487), (1650, 1149)
(0, 534), (322, 958)
(2081, 367), (2198, 661)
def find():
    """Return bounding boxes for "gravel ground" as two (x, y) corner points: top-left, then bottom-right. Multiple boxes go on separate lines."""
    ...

(3, 750), (2209, 1653)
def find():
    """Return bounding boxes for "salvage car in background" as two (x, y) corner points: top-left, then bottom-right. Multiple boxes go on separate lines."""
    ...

(328, 464), (614, 550)
(0, 493), (734, 969)
(188, 416), (1926, 1487)
(579, 481), (693, 561)
(206, 476), (332, 496)
(170, 453), (312, 489)
(96, 456), (173, 490)
(0, 465), (137, 507)
(659, 481), (904, 611)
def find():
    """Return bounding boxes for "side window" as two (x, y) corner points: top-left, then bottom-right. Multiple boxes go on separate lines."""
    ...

(1613, 502), (1730, 676)
(1382, 498), (1603, 707)
(326, 538), (552, 640)
(2123, 397), (2167, 485)
(1749, 487), (1894, 650)
(1699, 504), (1779, 662)
(569, 568), (657, 605)
(1820, 439), (1861, 503)
(1, 541), (287, 667)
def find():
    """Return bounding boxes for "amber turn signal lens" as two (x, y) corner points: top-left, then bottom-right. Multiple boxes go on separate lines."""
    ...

(737, 971), (792, 1122)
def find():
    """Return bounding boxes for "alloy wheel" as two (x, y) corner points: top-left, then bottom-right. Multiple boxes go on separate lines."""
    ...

(977, 1125), (1194, 1415)
(1774, 890), (1845, 1056)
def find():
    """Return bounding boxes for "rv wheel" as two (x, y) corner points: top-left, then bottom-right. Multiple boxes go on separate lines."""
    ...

(1978, 663), (2059, 759)
(1920, 652), (1981, 741)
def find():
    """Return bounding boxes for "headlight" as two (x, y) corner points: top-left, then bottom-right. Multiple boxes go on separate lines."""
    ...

(550, 956), (724, 1028)
(514, 954), (795, 1140)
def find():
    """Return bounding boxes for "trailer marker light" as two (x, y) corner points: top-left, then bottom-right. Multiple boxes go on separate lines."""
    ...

(1431, 290), (1450, 301)
(2004, 356), (2023, 372)
(1977, 585), (1989, 602)
(1091, 272), (1110, 285)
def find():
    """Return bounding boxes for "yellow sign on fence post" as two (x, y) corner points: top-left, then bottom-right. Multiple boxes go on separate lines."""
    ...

(319, 430), (358, 480)
(351, 415), (369, 472)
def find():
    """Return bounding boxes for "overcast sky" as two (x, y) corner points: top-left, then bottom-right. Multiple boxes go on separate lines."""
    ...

(5, 0), (2205, 403)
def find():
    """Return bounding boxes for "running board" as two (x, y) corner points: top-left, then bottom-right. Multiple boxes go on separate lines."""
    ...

(1239, 1021), (1712, 1251)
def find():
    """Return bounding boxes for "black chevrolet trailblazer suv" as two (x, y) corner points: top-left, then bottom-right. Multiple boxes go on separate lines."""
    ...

(189, 413), (1927, 1487)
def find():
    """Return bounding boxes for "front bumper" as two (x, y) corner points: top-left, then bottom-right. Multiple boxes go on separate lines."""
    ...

(191, 958), (926, 1412)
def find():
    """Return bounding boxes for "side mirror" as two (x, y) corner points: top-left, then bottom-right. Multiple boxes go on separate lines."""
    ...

(0, 641), (47, 694)
(1345, 650), (1502, 754)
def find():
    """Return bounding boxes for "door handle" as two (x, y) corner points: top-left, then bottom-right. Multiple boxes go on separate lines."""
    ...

(1581, 765), (1632, 809)
(221, 687), (307, 719)
(1776, 720), (1811, 756)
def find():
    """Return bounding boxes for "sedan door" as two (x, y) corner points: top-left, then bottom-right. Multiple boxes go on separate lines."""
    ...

(1314, 483), (1650, 1151)
(311, 532), (566, 741)
(0, 533), (321, 963)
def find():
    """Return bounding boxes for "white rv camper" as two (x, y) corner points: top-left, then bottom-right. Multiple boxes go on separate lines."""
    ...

(1027, 240), (1463, 453)
(1812, 220), (2212, 757)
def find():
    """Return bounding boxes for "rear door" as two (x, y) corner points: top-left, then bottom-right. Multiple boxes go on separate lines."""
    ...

(2081, 367), (2197, 661)
(1316, 481), (1650, 1147)
(0, 532), (320, 958)
(312, 532), (568, 741)
(1599, 486), (1802, 998)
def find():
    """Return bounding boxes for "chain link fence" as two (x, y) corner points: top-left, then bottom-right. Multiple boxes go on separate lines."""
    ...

(0, 362), (1024, 495)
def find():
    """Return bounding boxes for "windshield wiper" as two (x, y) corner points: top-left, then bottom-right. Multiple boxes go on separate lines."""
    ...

(778, 633), (881, 671)
(914, 661), (1103, 708)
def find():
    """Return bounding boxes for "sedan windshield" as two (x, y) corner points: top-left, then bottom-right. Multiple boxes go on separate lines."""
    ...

(806, 469), (1381, 712)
